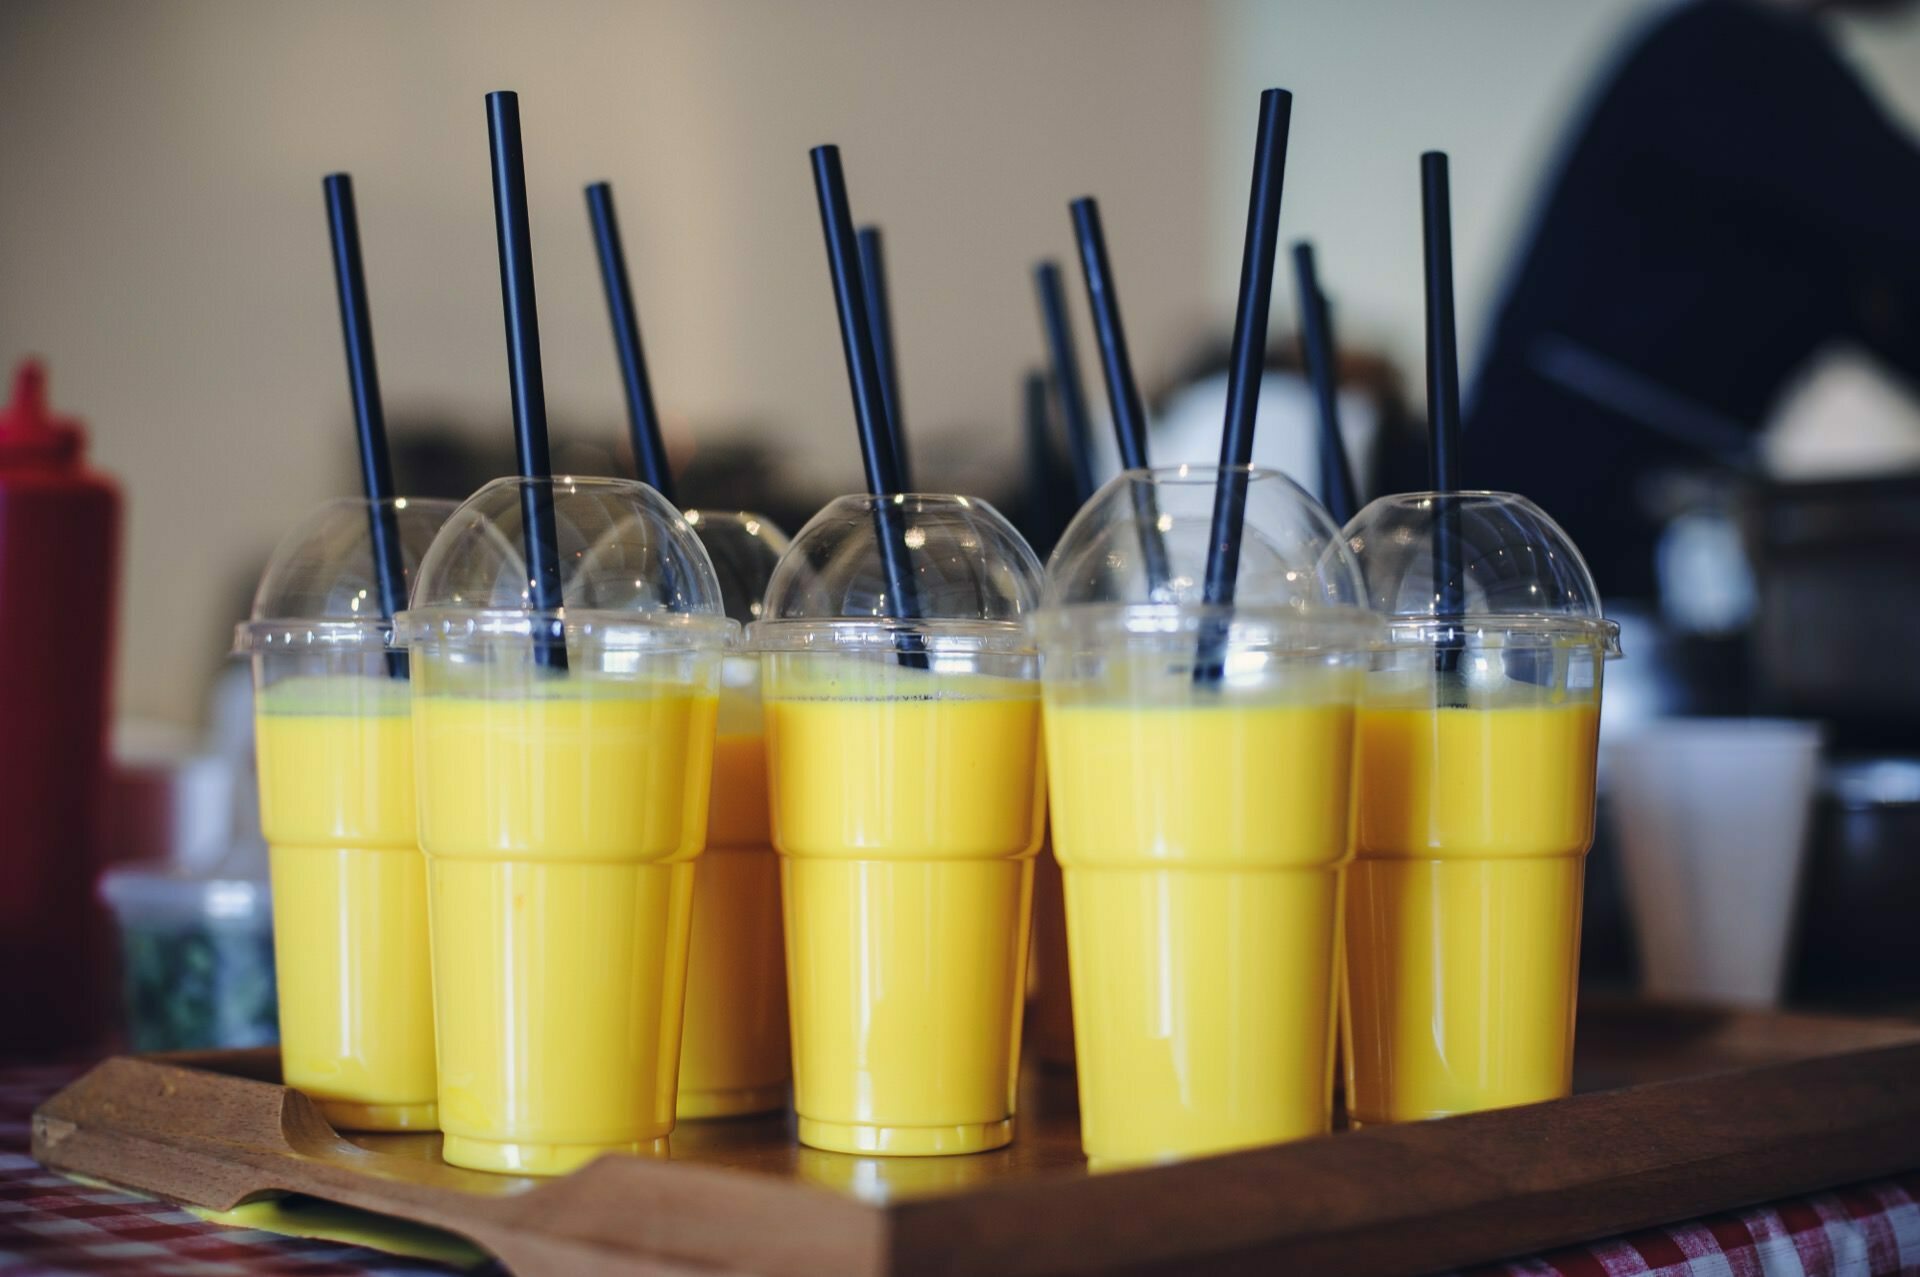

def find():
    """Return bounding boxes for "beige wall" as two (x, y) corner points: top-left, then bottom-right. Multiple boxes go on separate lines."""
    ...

(0, 0), (1214, 724)
(5, 1), (1919, 726)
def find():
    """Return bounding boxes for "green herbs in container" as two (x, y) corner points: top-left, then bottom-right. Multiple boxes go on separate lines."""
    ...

(99, 869), (277, 1052)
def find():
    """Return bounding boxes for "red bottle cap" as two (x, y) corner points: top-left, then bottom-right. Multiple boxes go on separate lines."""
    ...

(0, 359), (85, 467)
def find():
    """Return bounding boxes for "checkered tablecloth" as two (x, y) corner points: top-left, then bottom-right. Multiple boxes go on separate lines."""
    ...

(0, 1064), (466, 1276)
(1451, 1177), (1920, 1277)
(3, 1063), (1917, 1275)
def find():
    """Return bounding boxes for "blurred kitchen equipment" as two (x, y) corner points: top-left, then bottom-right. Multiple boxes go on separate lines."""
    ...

(1749, 475), (1920, 751)
(1607, 718), (1822, 1007)
(1791, 756), (1920, 1010)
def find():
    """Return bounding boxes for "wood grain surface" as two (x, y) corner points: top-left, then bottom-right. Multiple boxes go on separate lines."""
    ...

(32, 1003), (1920, 1277)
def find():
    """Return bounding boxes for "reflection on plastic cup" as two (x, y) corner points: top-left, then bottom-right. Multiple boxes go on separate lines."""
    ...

(235, 497), (455, 1131)
(679, 508), (794, 1120)
(401, 477), (732, 1175)
(1038, 466), (1373, 1166)
(753, 494), (1045, 1157)
(1342, 491), (1619, 1125)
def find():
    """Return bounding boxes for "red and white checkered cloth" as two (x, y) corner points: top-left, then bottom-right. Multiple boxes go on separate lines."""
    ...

(1449, 1177), (1920, 1277)
(3, 1062), (1917, 1275)
(0, 1063), (472, 1276)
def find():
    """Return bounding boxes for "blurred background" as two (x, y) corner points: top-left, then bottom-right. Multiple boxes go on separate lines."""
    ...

(7, 0), (1920, 1048)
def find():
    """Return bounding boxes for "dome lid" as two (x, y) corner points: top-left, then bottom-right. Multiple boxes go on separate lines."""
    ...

(753, 493), (1042, 651)
(400, 476), (730, 644)
(234, 497), (456, 653)
(1038, 465), (1372, 644)
(1342, 490), (1620, 651)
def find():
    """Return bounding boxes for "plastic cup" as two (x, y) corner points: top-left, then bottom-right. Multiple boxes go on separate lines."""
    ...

(233, 497), (455, 1131)
(1606, 718), (1821, 1007)
(677, 510), (792, 1119)
(751, 494), (1046, 1156)
(1341, 492), (1620, 1125)
(399, 477), (731, 1175)
(1035, 466), (1374, 1166)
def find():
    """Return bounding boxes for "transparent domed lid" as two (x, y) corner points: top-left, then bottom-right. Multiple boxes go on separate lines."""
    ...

(234, 497), (458, 652)
(1342, 491), (1621, 652)
(401, 476), (729, 641)
(685, 509), (791, 625)
(1039, 465), (1371, 639)
(753, 494), (1043, 649)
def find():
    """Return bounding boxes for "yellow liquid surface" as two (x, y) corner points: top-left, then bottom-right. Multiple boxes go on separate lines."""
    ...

(1046, 698), (1354, 1165)
(256, 678), (435, 1131)
(1345, 702), (1599, 1125)
(766, 674), (1043, 1156)
(678, 730), (790, 1118)
(414, 684), (717, 1175)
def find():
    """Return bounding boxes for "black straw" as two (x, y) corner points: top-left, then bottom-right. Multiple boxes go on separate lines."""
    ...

(809, 145), (923, 636)
(585, 181), (676, 504)
(1022, 368), (1057, 553)
(486, 90), (566, 670)
(857, 225), (912, 492)
(1201, 89), (1293, 611)
(1070, 196), (1169, 595)
(1196, 89), (1293, 683)
(1291, 241), (1359, 524)
(1422, 150), (1465, 682)
(1069, 198), (1150, 470)
(323, 173), (408, 679)
(1422, 153), (1462, 494)
(1033, 260), (1097, 505)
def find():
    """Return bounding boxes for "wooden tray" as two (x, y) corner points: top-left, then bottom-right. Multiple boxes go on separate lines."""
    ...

(31, 1003), (1920, 1276)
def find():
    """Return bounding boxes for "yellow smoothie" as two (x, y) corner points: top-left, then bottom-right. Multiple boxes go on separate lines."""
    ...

(678, 700), (791, 1118)
(1046, 694), (1355, 1165)
(413, 679), (718, 1175)
(1345, 699), (1600, 1125)
(765, 664), (1044, 1156)
(256, 675), (436, 1132)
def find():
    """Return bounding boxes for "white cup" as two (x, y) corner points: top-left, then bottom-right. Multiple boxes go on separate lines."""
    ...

(1605, 718), (1822, 1007)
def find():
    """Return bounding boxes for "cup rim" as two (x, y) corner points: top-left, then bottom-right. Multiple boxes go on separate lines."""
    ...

(1029, 600), (1381, 650)
(747, 616), (1036, 655)
(396, 607), (739, 648)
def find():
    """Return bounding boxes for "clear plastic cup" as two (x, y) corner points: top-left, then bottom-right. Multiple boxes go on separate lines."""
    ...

(677, 509), (792, 1119)
(1035, 465), (1375, 1166)
(233, 497), (455, 1131)
(398, 477), (732, 1175)
(1341, 491), (1620, 1125)
(750, 494), (1046, 1156)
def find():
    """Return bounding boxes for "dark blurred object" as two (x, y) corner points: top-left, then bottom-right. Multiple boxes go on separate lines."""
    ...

(1749, 474), (1920, 750)
(0, 360), (120, 1056)
(1468, 0), (1920, 599)
(389, 420), (514, 502)
(1580, 798), (1638, 994)
(1792, 756), (1920, 1010)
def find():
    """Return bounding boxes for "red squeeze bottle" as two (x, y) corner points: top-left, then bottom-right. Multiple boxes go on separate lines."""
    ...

(0, 360), (121, 1055)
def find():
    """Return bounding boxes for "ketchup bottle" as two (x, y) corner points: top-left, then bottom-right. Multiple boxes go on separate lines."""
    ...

(0, 360), (120, 1055)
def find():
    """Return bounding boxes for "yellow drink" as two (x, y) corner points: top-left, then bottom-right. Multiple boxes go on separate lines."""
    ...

(256, 676), (436, 1132)
(766, 665), (1044, 1156)
(1046, 696), (1355, 1165)
(1345, 700), (1600, 1125)
(678, 714), (791, 1118)
(413, 680), (718, 1175)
